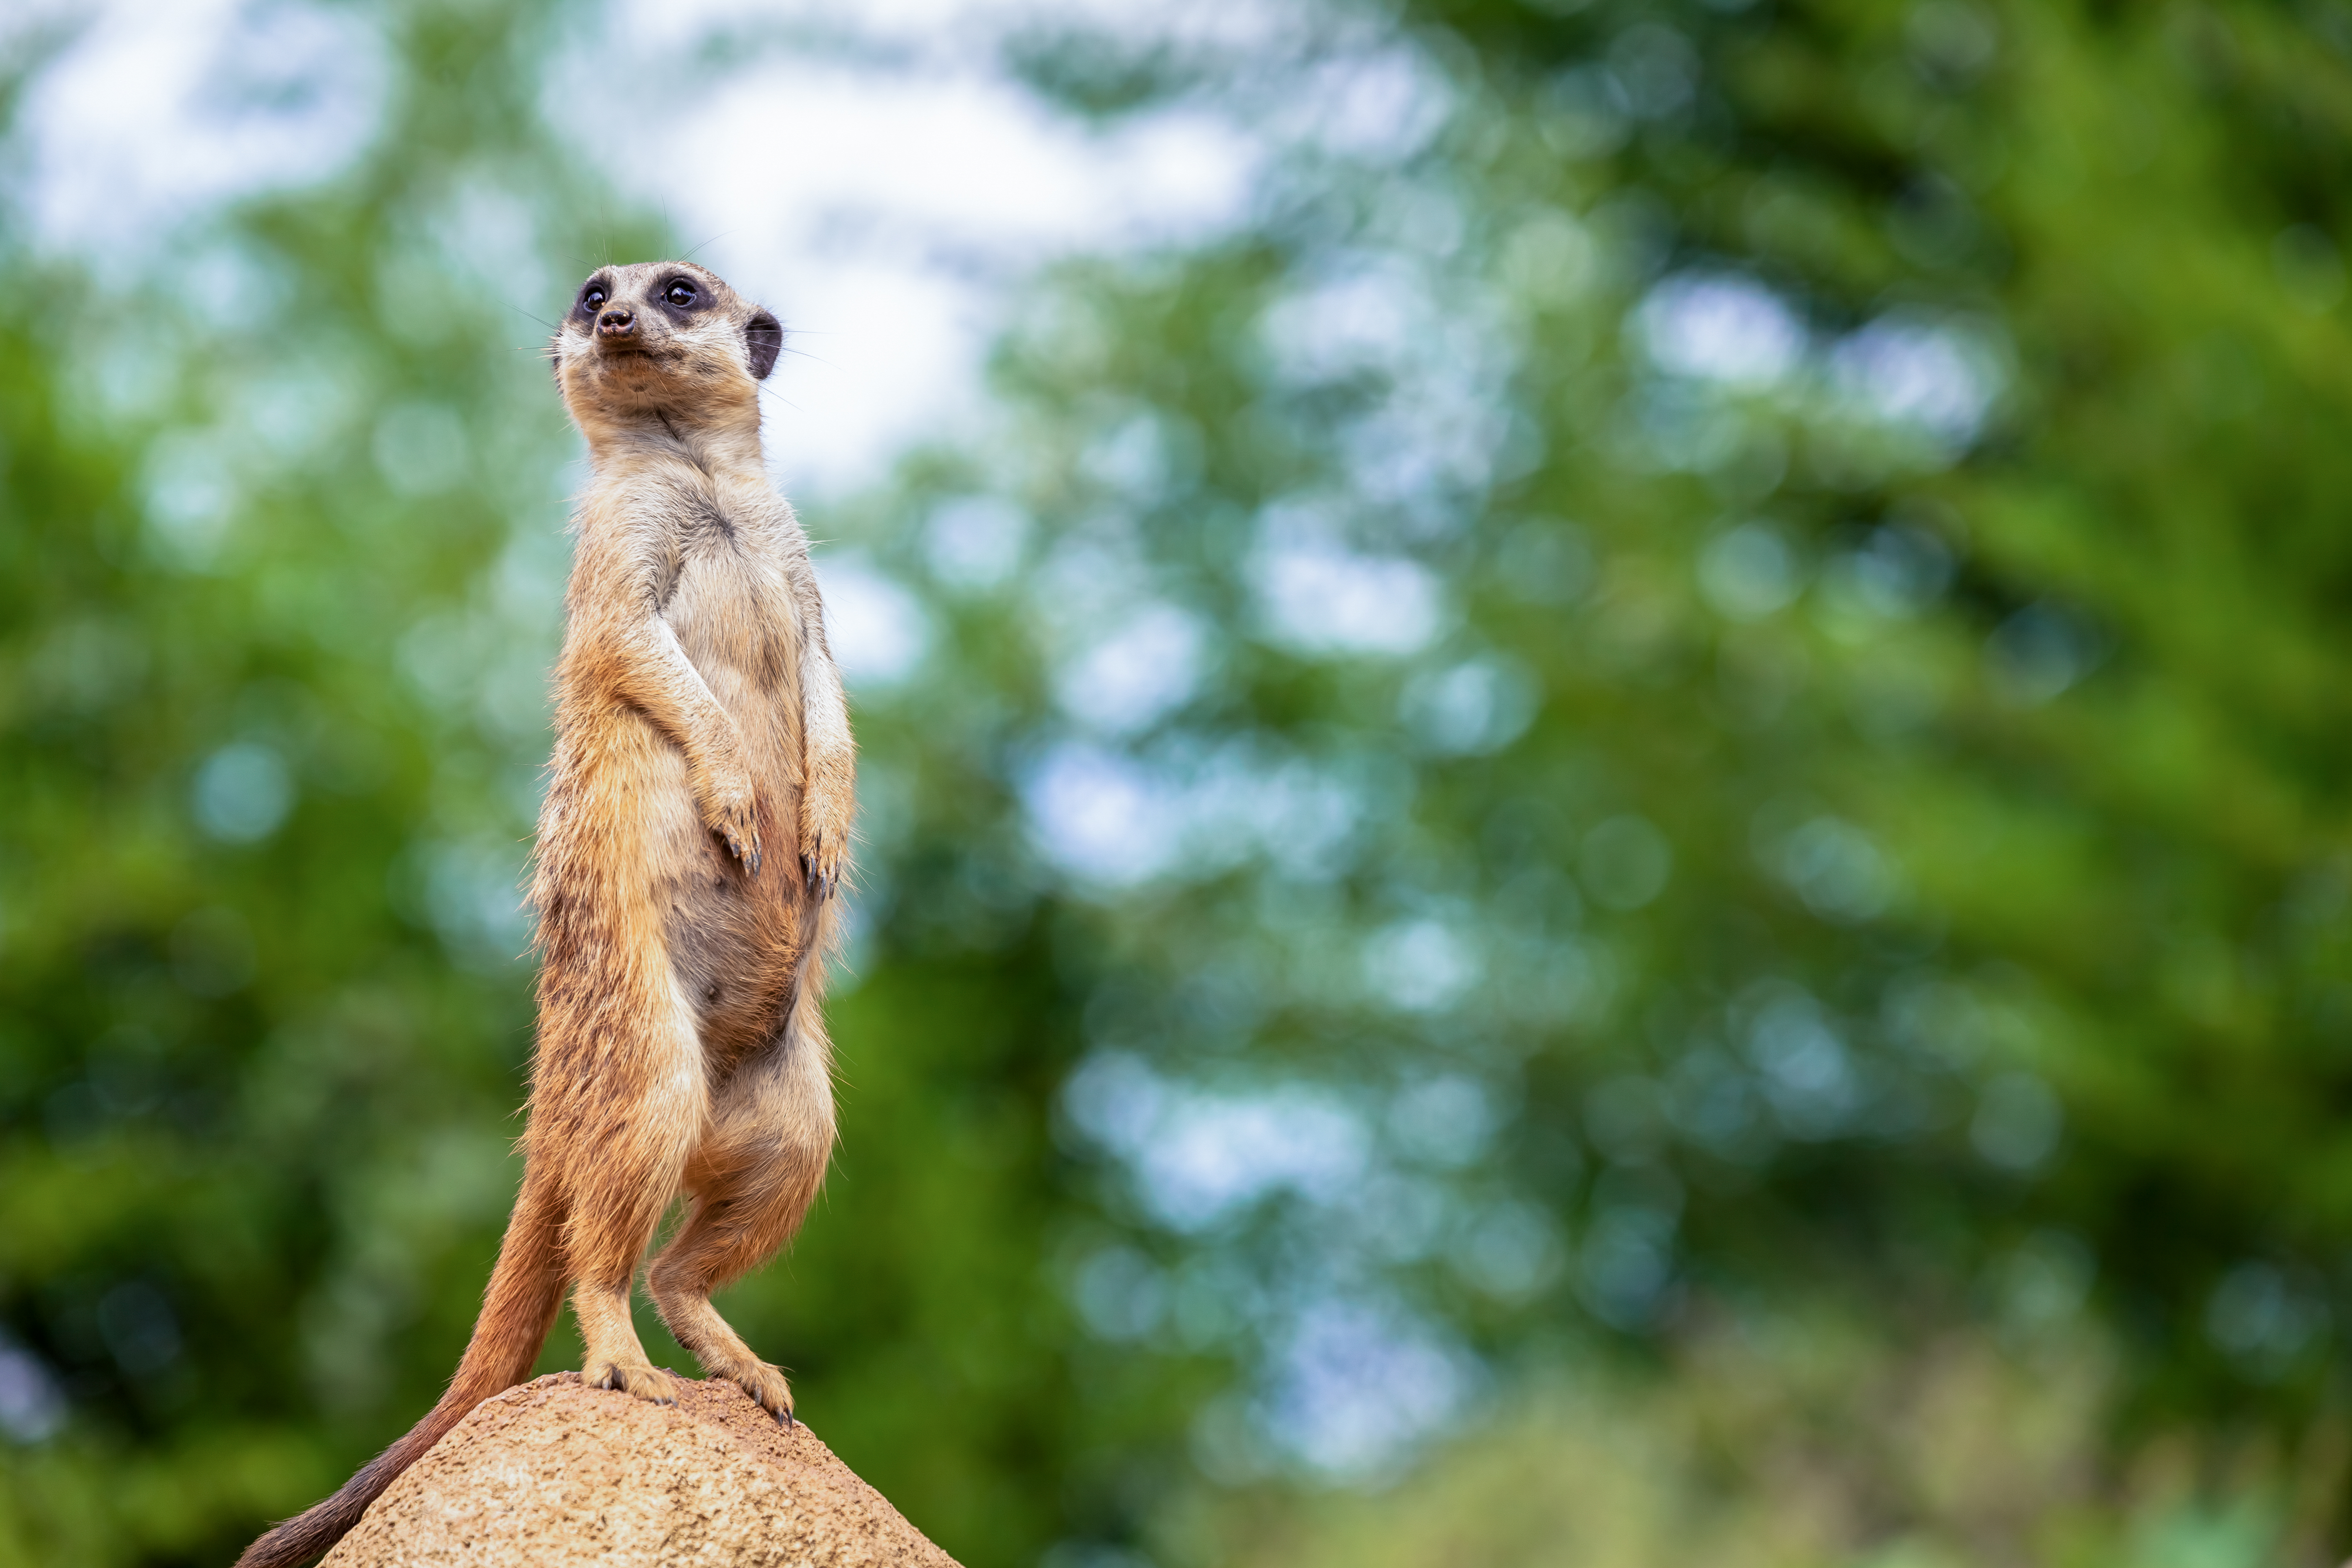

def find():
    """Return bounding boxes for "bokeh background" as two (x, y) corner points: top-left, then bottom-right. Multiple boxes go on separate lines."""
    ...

(6, 0), (2352, 1563)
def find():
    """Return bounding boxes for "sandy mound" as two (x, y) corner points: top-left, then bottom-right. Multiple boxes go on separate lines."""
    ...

(320, 1373), (960, 1567)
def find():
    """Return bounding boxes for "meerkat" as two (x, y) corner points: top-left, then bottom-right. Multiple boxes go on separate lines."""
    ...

(238, 261), (856, 1568)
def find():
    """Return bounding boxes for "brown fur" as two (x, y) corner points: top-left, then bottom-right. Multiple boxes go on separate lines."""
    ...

(237, 262), (855, 1568)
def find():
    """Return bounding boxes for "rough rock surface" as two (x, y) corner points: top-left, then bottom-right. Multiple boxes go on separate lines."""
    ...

(321, 1373), (961, 1567)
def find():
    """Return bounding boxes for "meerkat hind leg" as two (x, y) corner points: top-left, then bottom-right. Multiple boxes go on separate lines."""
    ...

(649, 1036), (833, 1422)
(547, 981), (707, 1405)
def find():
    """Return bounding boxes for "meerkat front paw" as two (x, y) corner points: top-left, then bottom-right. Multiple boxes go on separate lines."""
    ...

(799, 768), (854, 900)
(589, 1358), (679, 1405)
(696, 756), (762, 874)
(799, 833), (844, 900)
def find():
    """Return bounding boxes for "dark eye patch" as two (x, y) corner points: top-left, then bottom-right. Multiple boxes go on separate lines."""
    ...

(573, 274), (613, 320)
(655, 277), (709, 320)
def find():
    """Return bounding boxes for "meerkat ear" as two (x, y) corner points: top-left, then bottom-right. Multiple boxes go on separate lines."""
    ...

(745, 310), (783, 380)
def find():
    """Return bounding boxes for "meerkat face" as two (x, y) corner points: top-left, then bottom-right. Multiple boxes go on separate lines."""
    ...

(552, 260), (784, 432)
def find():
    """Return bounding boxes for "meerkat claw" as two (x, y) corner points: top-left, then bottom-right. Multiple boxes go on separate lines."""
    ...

(722, 829), (761, 874)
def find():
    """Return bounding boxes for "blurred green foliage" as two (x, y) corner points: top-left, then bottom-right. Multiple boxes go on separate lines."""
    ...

(1178, 1314), (2324, 1568)
(11, 0), (2352, 1565)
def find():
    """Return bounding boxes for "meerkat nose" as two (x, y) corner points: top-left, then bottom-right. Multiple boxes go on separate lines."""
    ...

(597, 308), (636, 338)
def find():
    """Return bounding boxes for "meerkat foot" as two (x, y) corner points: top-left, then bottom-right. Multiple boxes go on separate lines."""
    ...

(719, 1357), (796, 1425)
(588, 1357), (678, 1404)
(650, 1278), (802, 1425)
(673, 1327), (795, 1422)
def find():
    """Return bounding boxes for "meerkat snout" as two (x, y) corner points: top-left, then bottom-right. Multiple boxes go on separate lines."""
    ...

(596, 306), (636, 338)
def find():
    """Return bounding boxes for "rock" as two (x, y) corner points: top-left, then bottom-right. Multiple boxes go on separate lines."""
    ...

(320, 1373), (961, 1567)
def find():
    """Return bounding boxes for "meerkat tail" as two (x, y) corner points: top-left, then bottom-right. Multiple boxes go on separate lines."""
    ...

(234, 1175), (568, 1568)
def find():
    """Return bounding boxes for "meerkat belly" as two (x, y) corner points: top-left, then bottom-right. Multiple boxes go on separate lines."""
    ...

(657, 547), (807, 1061)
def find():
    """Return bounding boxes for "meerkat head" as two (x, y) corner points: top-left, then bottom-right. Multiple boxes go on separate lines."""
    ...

(551, 261), (784, 441)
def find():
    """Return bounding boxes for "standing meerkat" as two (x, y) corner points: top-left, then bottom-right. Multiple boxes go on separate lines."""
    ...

(239, 261), (856, 1568)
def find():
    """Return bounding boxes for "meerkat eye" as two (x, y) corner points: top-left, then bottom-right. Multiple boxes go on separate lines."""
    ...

(582, 285), (606, 310)
(665, 281), (696, 307)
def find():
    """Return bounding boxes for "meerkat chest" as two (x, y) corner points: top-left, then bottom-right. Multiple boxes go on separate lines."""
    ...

(659, 488), (801, 696)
